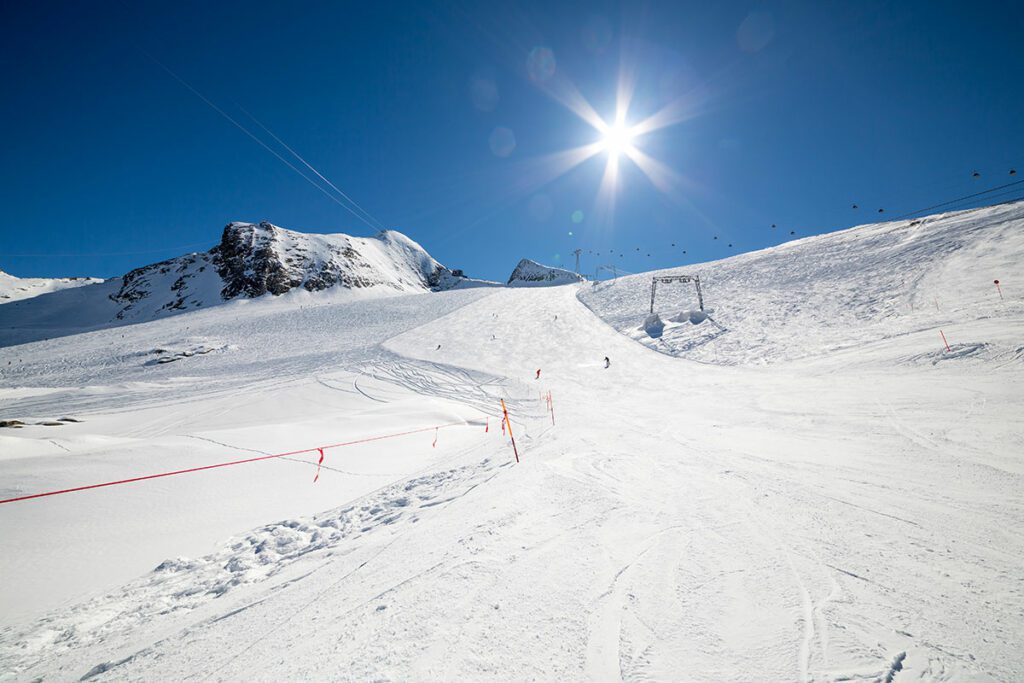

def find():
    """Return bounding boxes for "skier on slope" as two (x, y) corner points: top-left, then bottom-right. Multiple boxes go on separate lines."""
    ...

(535, 369), (541, 380)
(604, 356), (610, 369)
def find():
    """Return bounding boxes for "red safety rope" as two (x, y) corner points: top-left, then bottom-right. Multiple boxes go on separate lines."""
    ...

(0, 421), (464, 506)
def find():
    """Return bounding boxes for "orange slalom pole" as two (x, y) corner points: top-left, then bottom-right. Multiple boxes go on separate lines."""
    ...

(500, 399), (519, 463)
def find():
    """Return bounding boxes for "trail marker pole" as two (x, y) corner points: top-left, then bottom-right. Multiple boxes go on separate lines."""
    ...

(940, 330), (951, 352)
(547, 390), (555, 426)
(432, 428), (438, 448)
(500, 399), (519, 463)
(313, 448), (325, 483)
(994, 279), (1003, 300)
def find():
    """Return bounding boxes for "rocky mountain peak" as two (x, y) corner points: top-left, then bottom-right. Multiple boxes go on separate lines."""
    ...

(507, 259), (584, 286)
(106, 221), (463, 320)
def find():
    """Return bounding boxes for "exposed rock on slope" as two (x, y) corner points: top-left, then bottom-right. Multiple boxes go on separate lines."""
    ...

(507, 259), (584, 286)
(0, 222), (477, 346)
(109, 222), (464, 319)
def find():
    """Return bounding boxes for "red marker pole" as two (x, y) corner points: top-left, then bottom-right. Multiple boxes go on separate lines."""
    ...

(500, 399), (519, 463)
(940, 330), (951, 352)
(313, 448), (325, 483)
(994, 279), (1003, 300)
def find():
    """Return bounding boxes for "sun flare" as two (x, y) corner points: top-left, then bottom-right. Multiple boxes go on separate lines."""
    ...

(601, 121), (635, 157)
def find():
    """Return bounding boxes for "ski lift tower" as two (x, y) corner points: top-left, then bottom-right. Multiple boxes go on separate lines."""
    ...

(573, 249), (582, 274)
(650, 274), (704, 313)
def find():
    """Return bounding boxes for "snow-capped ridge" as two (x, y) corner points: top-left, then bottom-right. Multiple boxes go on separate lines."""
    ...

(96, 220), (479, 323)
(0, 221), (500, 346)
(507, 259), (584, 286)
(0, 270), (103, 304)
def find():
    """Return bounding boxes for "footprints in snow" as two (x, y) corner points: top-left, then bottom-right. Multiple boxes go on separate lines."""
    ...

(1, 459), (500, 678)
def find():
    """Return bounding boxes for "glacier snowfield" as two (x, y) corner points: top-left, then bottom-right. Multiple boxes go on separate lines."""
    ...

(1, 203), (1023, 681)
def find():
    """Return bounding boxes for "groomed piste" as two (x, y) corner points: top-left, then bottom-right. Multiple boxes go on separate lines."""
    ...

(1, 201), (1023, 681)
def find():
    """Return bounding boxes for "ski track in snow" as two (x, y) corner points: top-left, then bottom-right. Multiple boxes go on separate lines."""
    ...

(1, 202), (1024, 681)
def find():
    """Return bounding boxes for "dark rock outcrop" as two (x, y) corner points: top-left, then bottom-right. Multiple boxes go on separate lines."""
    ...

(107, 221), (460, 320)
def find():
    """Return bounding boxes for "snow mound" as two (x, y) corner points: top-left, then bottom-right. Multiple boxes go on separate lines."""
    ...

(507, 259), (584, 286)
(0, 270), (102, 304)
(669, 308), (709, 324)
(642, 313), (665, 338)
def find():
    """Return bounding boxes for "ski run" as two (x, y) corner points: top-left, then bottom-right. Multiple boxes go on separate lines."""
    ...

(1, 201), (1023, 681)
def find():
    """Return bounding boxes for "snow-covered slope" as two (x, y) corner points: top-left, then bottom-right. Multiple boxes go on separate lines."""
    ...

(1, 202), (1022, 681)
(0, 222), (479, 346)
(507, 258), (584, 286)
(580, 201), (1024, 366)
(0, 270), (102, 303)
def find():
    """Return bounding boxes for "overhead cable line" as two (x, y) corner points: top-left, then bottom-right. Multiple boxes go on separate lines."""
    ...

(239, 107), (389, 232)
(935, 186), (1024, 211)
(890, 178), (1024, 220)
(136, 46), (386, 231)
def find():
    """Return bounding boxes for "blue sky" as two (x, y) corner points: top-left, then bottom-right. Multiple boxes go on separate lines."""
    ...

(2, 1), (1022, 280)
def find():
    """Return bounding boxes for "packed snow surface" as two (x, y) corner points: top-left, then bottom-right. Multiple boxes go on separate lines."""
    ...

(1, 202), (1023, 681)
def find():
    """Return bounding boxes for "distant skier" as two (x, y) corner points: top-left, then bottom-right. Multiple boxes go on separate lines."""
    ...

(436, 344), (441, 350)
(604, 356), (610, 369)
(535, 369), (541, 380)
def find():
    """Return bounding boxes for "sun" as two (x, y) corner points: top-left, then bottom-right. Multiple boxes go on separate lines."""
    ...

(601, 121), (635, 158)
(519, 65), (697, 220)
